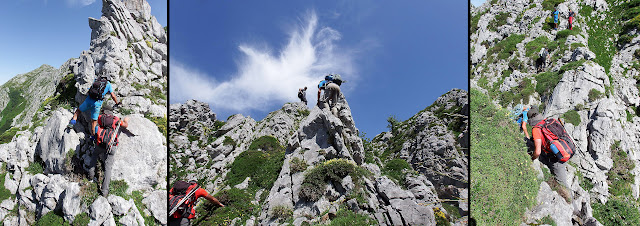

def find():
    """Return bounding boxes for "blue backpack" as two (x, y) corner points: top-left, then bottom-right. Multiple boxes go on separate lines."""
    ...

(325, 75), (334, 81)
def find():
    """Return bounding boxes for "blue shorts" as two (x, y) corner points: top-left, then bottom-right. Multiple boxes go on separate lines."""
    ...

(554, 17), (558, 23)
(79, 97), (104, 120)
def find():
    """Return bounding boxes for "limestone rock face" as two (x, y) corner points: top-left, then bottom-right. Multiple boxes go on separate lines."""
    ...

(37, 110), (80, 175)
(0, 0), (166, 224)
(171, 88), (468, 225)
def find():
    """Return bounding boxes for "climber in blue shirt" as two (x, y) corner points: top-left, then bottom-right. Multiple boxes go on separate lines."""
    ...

(553, 8), (559, 30)
(68, 74), (120, 136)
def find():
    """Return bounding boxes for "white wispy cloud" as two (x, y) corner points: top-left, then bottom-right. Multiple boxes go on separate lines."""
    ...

(65, 0), (96, 7)
(171, 11), (357, 113)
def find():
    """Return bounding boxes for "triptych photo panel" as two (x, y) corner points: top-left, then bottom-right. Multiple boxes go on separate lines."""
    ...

(0, 0), (638, 225)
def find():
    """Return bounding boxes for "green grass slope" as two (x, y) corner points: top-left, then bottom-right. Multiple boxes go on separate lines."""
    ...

(470, 89), (540, 225)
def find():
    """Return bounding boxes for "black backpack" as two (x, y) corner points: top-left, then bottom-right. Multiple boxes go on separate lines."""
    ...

(99, 114), (120, 130)
(88, 77), (108, 100)
(169, 181), (199, 218)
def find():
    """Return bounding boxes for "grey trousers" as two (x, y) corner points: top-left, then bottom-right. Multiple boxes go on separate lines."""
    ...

(88, 146), (115, 197)
(539, 152), (569, 188)
(168, 218), (190, 226)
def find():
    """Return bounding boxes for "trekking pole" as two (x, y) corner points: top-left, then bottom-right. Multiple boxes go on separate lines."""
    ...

(107, 120), (122, 155)
(168, 184), (200, 216)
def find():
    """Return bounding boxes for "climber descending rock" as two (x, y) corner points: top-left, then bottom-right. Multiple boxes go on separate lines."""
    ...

(89, 113), (129, 197)
(298, 86), (308, 105)
(317, 74), (345, 115)
(68, 73), (121, 136)
(168, 181), (224, 226)
(527, 107), (577, 188)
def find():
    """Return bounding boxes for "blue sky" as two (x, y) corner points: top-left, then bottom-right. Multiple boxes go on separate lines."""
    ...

(170, 1), (468, 138)
(0, 0), (167, 85)
(471, 0), (486, 7)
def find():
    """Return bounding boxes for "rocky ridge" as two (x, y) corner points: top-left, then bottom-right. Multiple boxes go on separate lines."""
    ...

(0, 0), (167, 225)
(472, 0), (640, 224)
(170, 89), (468, 225)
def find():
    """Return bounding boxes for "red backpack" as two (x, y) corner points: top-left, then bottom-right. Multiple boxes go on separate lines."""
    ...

(534, 118), (576, 162)
(169, 181), (199, 218)
(96, 127), (118, 148)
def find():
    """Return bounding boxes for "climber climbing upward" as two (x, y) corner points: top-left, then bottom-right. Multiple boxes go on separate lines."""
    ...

(298, 86), (308, 105)
(317, 74), (344, 115)
(68, 73), (120, 137)
(537, 48), (550, 72)
(553, 7), (559, 30)
(169, 181), (224, 226)
(511, 104), (530, 138)
(88, 113), (129, 197)
(527, 106), (577, 188)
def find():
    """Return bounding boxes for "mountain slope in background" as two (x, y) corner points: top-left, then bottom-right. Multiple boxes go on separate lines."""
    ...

(0, 0), (167, 225)
(472, 0), (640, 225)
(170, 88), (468, 225)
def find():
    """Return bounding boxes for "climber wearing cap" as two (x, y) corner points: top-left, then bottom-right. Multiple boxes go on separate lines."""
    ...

(298, 87), (308, 105)
(88, 113), (129, 197)
(553, 7), (559, 30)
(527, 106), (576, 188)
(68, 73), (120, 137)
(317, 74), (344, 115)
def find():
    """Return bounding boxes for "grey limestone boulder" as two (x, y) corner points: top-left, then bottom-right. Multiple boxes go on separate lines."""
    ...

(142, 190), (167, 225)
(37, 110), (80, 174)
(62, 182), (82, 223)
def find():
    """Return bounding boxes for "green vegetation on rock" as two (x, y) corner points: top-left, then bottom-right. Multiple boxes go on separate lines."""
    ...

(593, 198), (640, 226)
(0, 172), (12, 201)
(607, 141), (634, 197)
(289, 157), (308, 174)
(588, 88), (604, 102)
(225, 135), (284, 190)
(489, 12), (510, 31)
(109, 179), (129, 198)
(525, 36), (551, 59)
(299, 159), (369, 202)
(535, 71), (562, 99)
(328, 206), (377, 226)
(488, 35), (526, 62)
(35, 211), (65, 226)
(470, 89), (539, 225)
(499, 77), (535, 106)
(271, 205), (293, 222)
(382, 159), (412, 188)
(562, 110), (581, 126)
(542, 0), (566, 11)
(592, 140), (640, 225)
(195, 188), (257, 226)
(0, 88), (27, 138)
